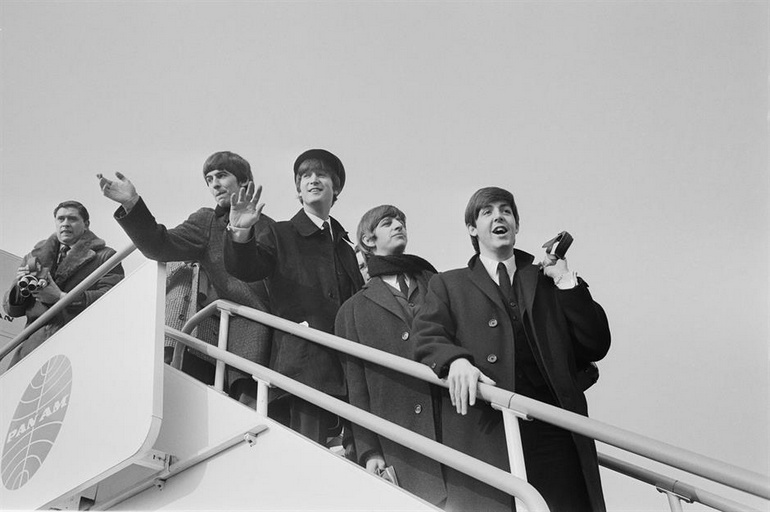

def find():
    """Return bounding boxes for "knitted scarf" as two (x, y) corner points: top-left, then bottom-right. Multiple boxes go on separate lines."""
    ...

(366, 254), (437, 278)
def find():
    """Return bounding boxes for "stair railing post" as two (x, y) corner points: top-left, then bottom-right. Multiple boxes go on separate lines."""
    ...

(495, 404), (531, 512)
(214, 310), (231, 392)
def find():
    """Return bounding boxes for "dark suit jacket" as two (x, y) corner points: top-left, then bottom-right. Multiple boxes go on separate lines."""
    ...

(224, 209), (364, 399)
(335, 270), (446, 506)
(414, 250), (610, 512)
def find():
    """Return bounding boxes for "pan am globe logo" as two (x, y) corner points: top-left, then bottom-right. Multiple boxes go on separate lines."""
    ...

(2, 355), (72, 490)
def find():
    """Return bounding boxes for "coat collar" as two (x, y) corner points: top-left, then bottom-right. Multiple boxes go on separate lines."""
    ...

(291, 209), (351, 244)
(362, 277), (407, 323)
(31, 230), (106, 283)
(467, 249), (539, 313)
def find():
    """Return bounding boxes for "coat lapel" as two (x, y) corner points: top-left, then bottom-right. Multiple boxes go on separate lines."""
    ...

(53, 231), (103, 283)
(362, 277), (407, 324)
(467, 256), (505, 308)
(513, 249), (539, 316)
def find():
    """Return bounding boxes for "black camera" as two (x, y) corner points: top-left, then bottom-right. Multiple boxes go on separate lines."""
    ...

(542, 231), (574, 260)
(18, 274), (47, 297)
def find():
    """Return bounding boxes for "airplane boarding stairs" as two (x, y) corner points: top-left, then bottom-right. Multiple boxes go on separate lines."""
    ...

(1, 255), (768, 511)
(0, 262), (448, 511)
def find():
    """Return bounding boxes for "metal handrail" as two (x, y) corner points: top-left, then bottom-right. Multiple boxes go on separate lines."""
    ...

(0, 243), (136, 361)
(598, 453), (761, 512)
(164, 326), (551, 512)
(182, 299), (770, 504)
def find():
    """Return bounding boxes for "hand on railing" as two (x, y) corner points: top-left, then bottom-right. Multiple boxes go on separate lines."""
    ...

(447, 357), (496, 415)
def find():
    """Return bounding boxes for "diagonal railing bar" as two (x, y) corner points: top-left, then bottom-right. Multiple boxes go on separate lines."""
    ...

(181, 299), (770, 503)
(164, 326), (551, 512)
(598, 453), (762, 512)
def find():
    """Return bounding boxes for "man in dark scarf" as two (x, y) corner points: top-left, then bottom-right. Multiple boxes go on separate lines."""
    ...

(335, 205), (447, 507)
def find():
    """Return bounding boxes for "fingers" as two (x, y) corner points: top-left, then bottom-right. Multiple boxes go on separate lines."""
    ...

(460, 377), (471, 414)
(115, 171), (126, 181)
(478, 371), (496, 386)
(251, 183), (262, 205)
(467, 377), (477, 409)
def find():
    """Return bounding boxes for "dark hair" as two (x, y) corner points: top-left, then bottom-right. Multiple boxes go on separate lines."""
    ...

(202, 151), (253, 184)
(464, 187), (519, 253)
(356, 205), (407, 257)
(53, 200), (90, 225)
(294, 158), (342, 205)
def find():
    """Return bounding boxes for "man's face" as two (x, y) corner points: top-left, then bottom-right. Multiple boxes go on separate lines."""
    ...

(468, 200), (518, 259)
(298, 167), (335, 209)
(369, 216), (408, 256)
(205, 169), (242, 208)
(55, 207), (88, 246)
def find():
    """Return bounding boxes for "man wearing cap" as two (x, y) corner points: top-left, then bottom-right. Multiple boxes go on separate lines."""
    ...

(3, 200), (124, 367)
(97, 151), (274, 404)
(224, 149), (364, 445)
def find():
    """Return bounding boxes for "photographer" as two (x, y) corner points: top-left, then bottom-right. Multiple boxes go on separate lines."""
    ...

(2, 201), (124, 367)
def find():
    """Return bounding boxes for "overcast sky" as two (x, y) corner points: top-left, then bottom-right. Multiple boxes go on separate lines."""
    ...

(1, 2), (767, 510)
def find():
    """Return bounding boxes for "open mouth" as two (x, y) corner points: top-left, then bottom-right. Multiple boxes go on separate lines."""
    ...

(492, 226), (509, 235)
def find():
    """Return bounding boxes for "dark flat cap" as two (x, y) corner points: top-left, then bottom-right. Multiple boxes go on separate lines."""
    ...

(293, 149), (346, 192)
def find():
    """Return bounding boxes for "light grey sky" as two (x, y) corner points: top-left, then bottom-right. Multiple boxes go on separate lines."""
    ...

(1, 1), (767, 510)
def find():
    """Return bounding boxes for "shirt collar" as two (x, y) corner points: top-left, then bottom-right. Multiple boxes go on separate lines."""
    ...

(478, 253), (517, 284)
(304, 210), (332, 238)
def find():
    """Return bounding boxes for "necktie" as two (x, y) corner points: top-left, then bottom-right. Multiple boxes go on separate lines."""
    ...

(397, 273), (409, 297)
(497, 262), (512, 300)
(322, 221), (332, 242)
(58, 244), (70, 264)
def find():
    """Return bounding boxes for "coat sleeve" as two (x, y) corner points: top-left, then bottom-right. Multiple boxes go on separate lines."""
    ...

(64, 248), (125, 315)
(3, 283), (32, 317)
(223, 225), (278, 283)
(335, 301), (383, 465)
(115, 198), (209, 262)
(413, 274), (475, 378)
(556, 280), (611, 363)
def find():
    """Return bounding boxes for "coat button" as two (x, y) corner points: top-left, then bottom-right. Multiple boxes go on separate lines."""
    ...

(414, 404), (422, 414)
(488, 319), (498, 327)
(401, 332), (409, 341)
(408, 302), (415, 307)
(430, 363), (437, 369)
(487, 354), (498, 363)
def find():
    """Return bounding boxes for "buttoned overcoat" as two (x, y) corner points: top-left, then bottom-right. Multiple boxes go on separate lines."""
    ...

(335, 270), (446, 506)
(414, 250), (610, 512)
(225, 209), (364, 399)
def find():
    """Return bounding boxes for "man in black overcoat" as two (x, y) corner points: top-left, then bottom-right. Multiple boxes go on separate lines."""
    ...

(224, 149), (364, 446)
(413, 187), (611, 512)
(335, 205), (446, 506)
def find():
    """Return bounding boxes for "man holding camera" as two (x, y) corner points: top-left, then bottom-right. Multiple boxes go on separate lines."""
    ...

(2, 200), (124, 367)
(413, 187), (611, 512)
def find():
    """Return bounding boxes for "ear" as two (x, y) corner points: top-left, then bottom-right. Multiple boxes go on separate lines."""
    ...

(467, 224), (478, 237)
(361, 234), (376, 251)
